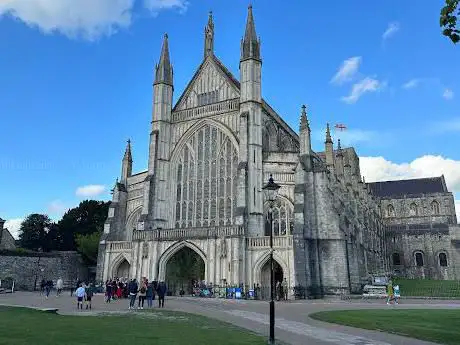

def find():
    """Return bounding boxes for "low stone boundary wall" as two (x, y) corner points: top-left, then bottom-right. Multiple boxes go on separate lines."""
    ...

(0, 251), (88, 291)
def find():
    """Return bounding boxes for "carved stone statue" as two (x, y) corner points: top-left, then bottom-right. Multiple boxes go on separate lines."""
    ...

(220, 237), (227, 258)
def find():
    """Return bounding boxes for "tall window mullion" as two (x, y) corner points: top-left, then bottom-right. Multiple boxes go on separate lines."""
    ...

(174, 124), (237, 229)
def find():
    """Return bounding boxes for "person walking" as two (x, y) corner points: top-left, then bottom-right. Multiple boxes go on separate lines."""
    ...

(85, 283), (94, 310)
(44, 280), (53, 299)
(393, 284), (400, 305)
(105, 280), (112, 303)
(128, 279), (138, 310)
(157, 281), (167, 308)
(56, 278), (63, 297)
(75, 284), (86, 310)
(386, 280), (394, 305)
(138, 280), (147, 309)
(146, 281), (154, 308)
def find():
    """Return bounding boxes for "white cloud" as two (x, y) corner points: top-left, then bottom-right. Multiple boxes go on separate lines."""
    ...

(4, 218), (23, 240)
(330, 56), (362, 85)
(360, 155), (460, 223)
(144, 0), (189, 14)
(360, 155), (460, 192)
(0, 0), (189, 40)
(402, 79), (421, 89)
(341, 77), (385, 104)
(382, 22), (400, 40)
(47, 200), (68, 217)
(443, 88), (454, 100)
(76, 184), (107, 198)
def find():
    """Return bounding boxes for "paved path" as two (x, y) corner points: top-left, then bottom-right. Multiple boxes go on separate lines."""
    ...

(2, 292), (458, 345)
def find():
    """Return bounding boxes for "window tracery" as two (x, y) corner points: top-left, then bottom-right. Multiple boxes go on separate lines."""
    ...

(431, 200), (440, 215)
(264, 197), (294, 236)
(174, 124), (238, 228)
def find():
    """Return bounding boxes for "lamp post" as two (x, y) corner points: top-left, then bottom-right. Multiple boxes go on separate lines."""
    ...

(262, 174), (280, 345)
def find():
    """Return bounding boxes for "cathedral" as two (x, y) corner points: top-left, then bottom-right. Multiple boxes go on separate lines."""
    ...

(97, 7), (460, 297)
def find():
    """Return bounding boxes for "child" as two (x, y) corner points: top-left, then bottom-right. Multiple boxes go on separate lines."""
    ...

(393, 284), (400, 305)
(85, 283), (94, 310)
(75, 284), (86, 310)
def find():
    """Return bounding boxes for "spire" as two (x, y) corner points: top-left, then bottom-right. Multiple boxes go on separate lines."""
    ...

(204, 11), (214, 58)
(325, 123), (333, 143)
(154, 33), (173, 86)
(241, 5), (261, 61)
(123, 139), (132, 163)
(121, 139), (133, 183)
(299, 105), (310, 132)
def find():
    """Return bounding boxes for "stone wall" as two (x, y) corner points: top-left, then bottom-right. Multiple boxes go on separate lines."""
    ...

(0, 251), (88, 291)
(387, 225), (460, 280)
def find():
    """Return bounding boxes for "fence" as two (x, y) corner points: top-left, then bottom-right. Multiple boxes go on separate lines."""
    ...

(393, 279), (460, 298)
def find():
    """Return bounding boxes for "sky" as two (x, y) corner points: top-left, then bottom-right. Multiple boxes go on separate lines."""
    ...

(1, 0), (460, 238)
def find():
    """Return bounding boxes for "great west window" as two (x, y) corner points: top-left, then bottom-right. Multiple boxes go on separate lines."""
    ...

(174, 124), (238, 228)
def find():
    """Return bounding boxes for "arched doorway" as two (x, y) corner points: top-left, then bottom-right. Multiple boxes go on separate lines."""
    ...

(115, 259), (130, 279)
(260, 260), (284, 300)
(165, 247), (205, 296)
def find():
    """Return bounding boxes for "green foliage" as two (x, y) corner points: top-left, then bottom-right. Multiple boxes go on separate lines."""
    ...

(0, 307), (265, 345)
(311, 309), (460, 345)
(57, 200), (110, 251)
(18, 214), (53, 251)
(441, 0), (460, 43)
(75, 232), (101, 265)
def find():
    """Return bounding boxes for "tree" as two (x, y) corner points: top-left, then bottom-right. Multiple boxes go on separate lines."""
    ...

(18, 214), (53, 251)
(75, 232), (101, 265)
(441, 0), (460, 43)
(57, 200), (110, 250)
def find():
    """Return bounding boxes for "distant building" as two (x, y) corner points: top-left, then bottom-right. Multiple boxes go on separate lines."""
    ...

(96, 7), (460, 297)
(368, 177), (460, 280)
(0, 218), (16, 250)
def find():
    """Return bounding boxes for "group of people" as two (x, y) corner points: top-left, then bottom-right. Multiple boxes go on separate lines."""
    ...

(74, 282), (95, 310)
(386, 280), (401, 305)
(39, 278), (64, 298)
(105, 277), (167, 309)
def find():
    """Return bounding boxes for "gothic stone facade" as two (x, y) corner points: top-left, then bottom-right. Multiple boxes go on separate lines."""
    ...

(96, 8), (460, 296)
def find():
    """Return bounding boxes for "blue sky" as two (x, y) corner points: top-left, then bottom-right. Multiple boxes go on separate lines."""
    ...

(1, 0), (460, 235)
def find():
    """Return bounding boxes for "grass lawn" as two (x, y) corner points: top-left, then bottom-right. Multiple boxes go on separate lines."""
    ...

(0, 307), (265, 345)
(393, 279), (460, 298)
(310, 309), (460, 345)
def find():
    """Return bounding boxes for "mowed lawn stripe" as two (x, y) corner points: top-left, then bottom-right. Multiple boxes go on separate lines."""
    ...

(310, 309), (460, 345)
(0, 307), (266, 345)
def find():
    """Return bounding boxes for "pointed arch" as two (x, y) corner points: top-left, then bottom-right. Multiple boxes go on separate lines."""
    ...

(169, 119), (239, 228)
(157, 241), (207, 281)
(125, 206), (142, 241)
(253, 250), (289, 285)
(110, 253), (131, 279)
(264, 195), (294, 236)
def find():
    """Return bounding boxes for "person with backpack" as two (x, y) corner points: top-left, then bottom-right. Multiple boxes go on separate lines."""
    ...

(138, 279), (147, 309)
(85, 283), (94, 310)
(128, 279), (138, 310)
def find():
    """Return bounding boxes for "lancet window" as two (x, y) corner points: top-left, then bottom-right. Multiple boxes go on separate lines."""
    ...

(174, 124), (238, 228)
(264, 197), (294, 236)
